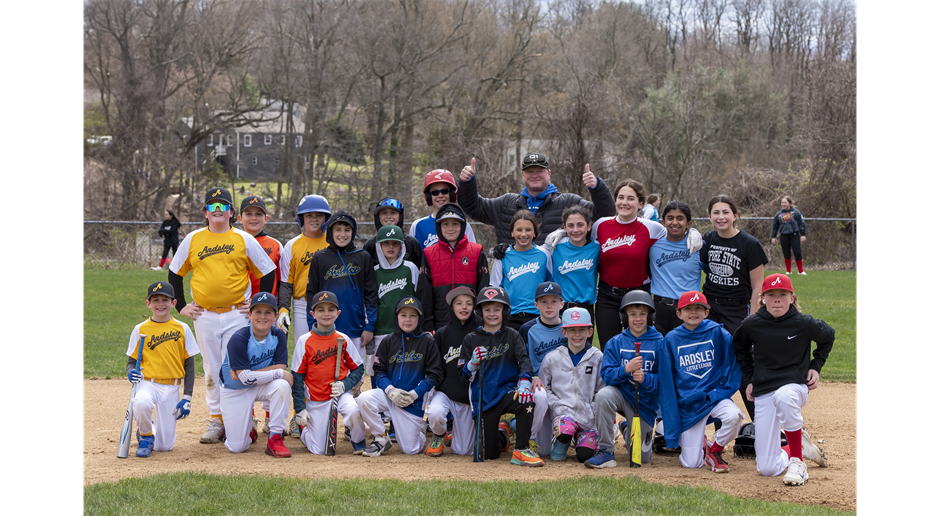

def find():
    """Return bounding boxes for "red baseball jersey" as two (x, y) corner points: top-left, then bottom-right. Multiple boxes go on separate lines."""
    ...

(249, 233), (282, 296)
(295, 331), (361, 402)
(591, 216), (666, 289)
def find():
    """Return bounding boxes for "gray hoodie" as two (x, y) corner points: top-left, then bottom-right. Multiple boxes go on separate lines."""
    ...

(540, 344), (606, 428)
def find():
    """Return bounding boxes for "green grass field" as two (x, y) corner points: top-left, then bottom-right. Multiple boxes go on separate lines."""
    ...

(84, 473), (852, 516)
(84, 268), (856, 515)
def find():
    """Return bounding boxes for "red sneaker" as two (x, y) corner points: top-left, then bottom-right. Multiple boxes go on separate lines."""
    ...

(444, 431), (452, 447)
(703, 437), (729, 473)
(266, 434), (291, 458)
(250, 428), (258, 443)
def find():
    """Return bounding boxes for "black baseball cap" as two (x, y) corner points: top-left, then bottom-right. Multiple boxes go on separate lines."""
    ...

(205, 187), (234, 205)
(249, 292), (278, 311)
(521, 153), (549, 170)
(146, 281), (175, 300)
(310, 291), (339, 311)
(240, 195), (267, 214)
(534, 281), (563, 300)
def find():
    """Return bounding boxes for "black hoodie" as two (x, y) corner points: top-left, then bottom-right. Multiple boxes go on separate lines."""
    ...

(363, 197), (425, 268)
(433, 305), (482, 404)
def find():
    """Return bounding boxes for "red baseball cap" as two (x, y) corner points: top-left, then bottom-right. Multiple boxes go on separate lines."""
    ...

(677, 291), (710, 310)
(761, 273), (793, 293)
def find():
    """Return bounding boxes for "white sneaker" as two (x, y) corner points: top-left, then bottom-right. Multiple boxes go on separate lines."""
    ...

(783, 457), (808, 485)
(798, 271), (807, 275)
(200, 418), (225, 443)
(801, 429), (828, 467)
(785, 271), (791, 275)
(150, 266), (163, 271)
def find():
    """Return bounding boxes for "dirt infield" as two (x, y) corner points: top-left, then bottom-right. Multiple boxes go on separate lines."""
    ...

(84, 378), (856, 512)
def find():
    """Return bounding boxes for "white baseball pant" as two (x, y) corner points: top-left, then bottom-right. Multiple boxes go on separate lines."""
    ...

(220, 378), (291, 453)
(678, 398), (745, 469)
(193, 308), (249, 417)
(357, 388), (427, 455)
(754, 383), (809, 477)
(531, 388), (552, 456)
(292, 298), (309, 338)
(132, 380), (181, 452)
(426, 391), (476, 456)
(298, 393), (366, 454)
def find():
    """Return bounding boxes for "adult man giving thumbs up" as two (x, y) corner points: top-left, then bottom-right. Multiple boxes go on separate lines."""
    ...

(457, 153), (615, 245)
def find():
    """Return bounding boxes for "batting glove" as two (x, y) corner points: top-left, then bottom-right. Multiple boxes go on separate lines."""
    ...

(516, 378), (534, 404)
(294, 409), (311, 430)
(128, 368), (142, 384)
(330, 381), (346, 398)
(468, 346), (487, 372)
(385, 385), (403, 402)
(277, 309), (291, 333)
(686, 227), (703, 253)
(393, 389), (418, 407)
(172, 395), (191, 420)
(543, 228), (566, 253)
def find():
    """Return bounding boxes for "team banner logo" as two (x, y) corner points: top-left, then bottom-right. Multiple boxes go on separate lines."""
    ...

(676, 341), (715, 379)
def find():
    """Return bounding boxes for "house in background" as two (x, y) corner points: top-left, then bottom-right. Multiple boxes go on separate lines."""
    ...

(178, 101), (311, 180)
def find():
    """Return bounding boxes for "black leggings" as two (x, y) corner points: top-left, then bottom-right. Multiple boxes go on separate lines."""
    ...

(595, 284), (650, 352)
(161, 240), (178, 260)
(779, 233), (802, 260)
(480, 393), (534, 460)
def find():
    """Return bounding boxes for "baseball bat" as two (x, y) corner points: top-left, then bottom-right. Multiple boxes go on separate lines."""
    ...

(118, 335), (145, 458)
(325, 336), (345, 456)
(630, 341), (642, 468)
(473, 353), (484, 463)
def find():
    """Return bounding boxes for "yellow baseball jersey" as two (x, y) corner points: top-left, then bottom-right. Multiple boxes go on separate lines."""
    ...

(280, 233), (329, 300)
(170, 226), (276, 308)
(126, 318), (200, 380)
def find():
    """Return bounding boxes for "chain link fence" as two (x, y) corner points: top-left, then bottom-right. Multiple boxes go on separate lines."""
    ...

(83, 218), (855, 270)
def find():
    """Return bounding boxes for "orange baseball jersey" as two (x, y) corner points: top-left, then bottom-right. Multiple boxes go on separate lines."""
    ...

(126, 318), (200, 379)
(169, 227), (276, 308)
(249, 233), (282, 296)
(294, 330), (362, 402)
(280, 233), (329, 300)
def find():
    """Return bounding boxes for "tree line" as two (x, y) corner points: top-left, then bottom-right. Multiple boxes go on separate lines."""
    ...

(84, 0), (855, 227)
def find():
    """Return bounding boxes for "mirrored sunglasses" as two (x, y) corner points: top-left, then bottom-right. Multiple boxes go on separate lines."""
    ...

(377, 198), (404, 210)
(206, 202), (231, 212)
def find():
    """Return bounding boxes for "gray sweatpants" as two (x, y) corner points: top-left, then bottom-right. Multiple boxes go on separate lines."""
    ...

(595, 385), (654, 464)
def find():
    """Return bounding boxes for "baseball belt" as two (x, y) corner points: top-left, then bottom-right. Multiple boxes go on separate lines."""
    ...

(144, 377), (183, 386)
(203, 305), (235, 314)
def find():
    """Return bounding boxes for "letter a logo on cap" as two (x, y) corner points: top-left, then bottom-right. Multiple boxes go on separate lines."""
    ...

(212, 189), (221, 198)
(772, 277), (781, 286)
(691, 293), (700, 302)
(318, 293), (328, 301)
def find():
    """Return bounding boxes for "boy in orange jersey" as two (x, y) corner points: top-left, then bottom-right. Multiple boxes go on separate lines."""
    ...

(125, 281), (200, 457)
(168, 186), (277, 444)
(238, 195), (282, 297)
(291, 291), (368, 454)
(238, 195), (284, 434)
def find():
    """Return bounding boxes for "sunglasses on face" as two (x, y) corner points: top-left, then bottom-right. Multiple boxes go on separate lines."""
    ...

(376, 198), (404, 210)
(206, 202), (231, 212)
(430, 188), (452, 197)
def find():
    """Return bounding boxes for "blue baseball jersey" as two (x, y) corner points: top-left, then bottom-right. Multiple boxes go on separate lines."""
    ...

(519, 317), (567, 376)
(490, 245), (553, 315)
(649, 236), (702, 299)
(409, 214), (476, 250)
(220, 326), (289, 390)
(551, 239), (600, 304)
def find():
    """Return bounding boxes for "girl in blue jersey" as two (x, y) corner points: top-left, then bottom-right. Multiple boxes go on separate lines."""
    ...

(549, 206), (600, 322)
(648, 201), (704, 335)
(489, 210), (553, 331)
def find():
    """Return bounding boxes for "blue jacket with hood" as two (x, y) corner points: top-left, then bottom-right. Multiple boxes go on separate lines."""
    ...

(659, 318), (741, 448)
(600, 326), (663, 426)
(305, 211), (379, 339)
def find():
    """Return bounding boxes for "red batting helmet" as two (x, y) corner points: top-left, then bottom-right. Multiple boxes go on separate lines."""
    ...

(423, 169), (457, 206)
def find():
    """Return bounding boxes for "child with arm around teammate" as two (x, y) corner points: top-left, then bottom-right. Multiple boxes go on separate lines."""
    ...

(459, 286), (544, 466)
(425, 286), (480, 456)
(587, 291), (662, 468)
(357, 296), (443, 456)
(732, 274), (832, 486)
(218, 292), (294, 457)
(125, 281), (200, 457)
(659, 291), (744, 473)
(168, 186), (277, 444)
(291, 291), (368, 455)
(539, 307), (605, 463)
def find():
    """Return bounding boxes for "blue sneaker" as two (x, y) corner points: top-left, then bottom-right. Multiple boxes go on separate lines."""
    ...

(585, 448), (616, 469)
(136, 434), (155, 457)
(351, 439), (367, 455)
(551, 439), (570, 461)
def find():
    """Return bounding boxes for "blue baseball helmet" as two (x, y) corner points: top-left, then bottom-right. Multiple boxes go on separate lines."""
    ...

(296, 194), (331, 228)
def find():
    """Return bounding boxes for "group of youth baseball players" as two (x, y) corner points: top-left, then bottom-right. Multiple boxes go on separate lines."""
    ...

(125, 165), (834, 487)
